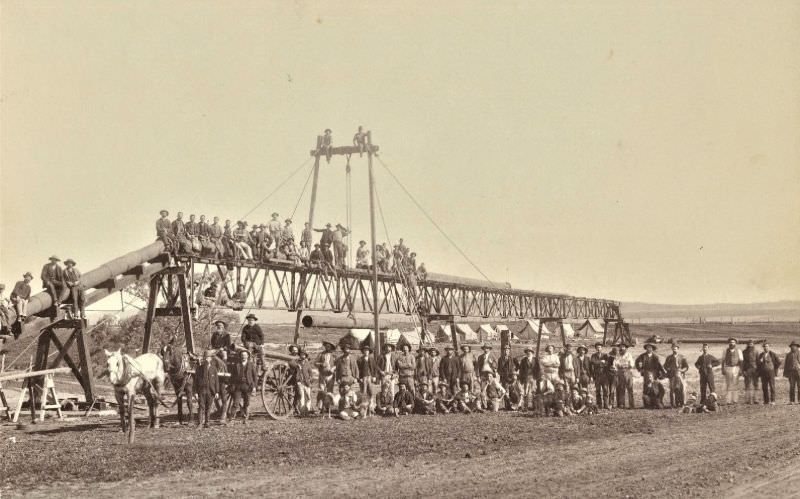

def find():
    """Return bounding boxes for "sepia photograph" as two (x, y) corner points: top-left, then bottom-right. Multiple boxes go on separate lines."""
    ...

(1, 1), (799, 497)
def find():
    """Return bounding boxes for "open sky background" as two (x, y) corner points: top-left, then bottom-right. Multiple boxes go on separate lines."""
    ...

(2, 1), (799, 306)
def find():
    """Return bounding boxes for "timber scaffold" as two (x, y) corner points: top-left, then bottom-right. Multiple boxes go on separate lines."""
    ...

(182, 255), (622, 321)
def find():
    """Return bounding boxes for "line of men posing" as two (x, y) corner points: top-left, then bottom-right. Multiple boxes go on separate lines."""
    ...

(296, 337), (800, 419)
(154, 210), (427, 280)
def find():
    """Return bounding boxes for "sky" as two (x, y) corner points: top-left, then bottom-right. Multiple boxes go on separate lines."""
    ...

(1, 1), (799, 306)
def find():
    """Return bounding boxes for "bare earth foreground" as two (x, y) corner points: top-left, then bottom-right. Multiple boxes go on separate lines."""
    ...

(2, 403), (799, 498)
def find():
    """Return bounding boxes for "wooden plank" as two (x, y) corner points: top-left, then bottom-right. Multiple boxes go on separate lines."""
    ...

(309, 145), (379, 157)
(0, 367), (72, 383)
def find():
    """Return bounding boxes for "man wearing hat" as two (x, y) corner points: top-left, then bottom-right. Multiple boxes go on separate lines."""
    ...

(415, 346), (433, 390)
(229, 350), (259, 424)
(429, 347), (441, 390)
(281, 219), (295, 248)
(232, 221), (254, 260)
(10, 272), (33, 321)
(377, 343), (397, 395)
(574, 345), (591, 392)
(335, 345), (360, 387)
(241, 313), (265, 366)
(395, 343), (417, 395)
(518, 347), (539, 410)
(332, 224), (349, 268)
(694, 343), (721, 405)
(476, 343), (497, 401)
(613, 343), (636, 409)
(322, 128), (333, 162)
(208, 216), (224, 258)
(357, 344), (377, 390)
(295, 349), (314, 415)
(40, 255), (65, 307)
(439, 345), (461, 394)
(392, 382), (415, 416)
(559, 343), (577, 393)
(742, 339), (760, 404)
(589, 343), (610, 409)
(721, 338), (744, 405)
(458, 344), (477, 392)
(784, 341), (800, 404)
(195, 350), (220, 427)
(414, 382), (436, 415)
(663, 341), (689, 408)
(757, 342), (782, 405)
(541, 345), (561, 385)
(268, 213), (282, 246)
(63, 259), (86, 319)
(171, 212), (192, 254)
(315, 341), (337, 410)
(155, 210), (175, 251)
(636, 343), (666, 404)
(355, 240), (370, 270)
(222, 219), (235, 258)
(497, 345), (519, 390)
(313, 223), (334, 260)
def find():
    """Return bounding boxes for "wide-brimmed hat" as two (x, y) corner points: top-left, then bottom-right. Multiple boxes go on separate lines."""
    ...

(481, 344), (492, 350)
(644, 342), (657, 351)
(325, 222), (332, 227)
(360, 344), (372, 352)
(438, 382), (449, 388)
(245, 313), (257, 320)
(594, 342), (604, 348)
(324, 128), (332, 134)
(576, 345), (588, 354)
(64, 259), (76, 266)
(382, 343), (395, 351)
(428, 347), (440, 356)
(160, 209), (169, 216)
(48, 255), (60, 261)
(747, 339), (755, 345)
(444, 346), (454, 351)
(790, 341), (800, 348)
(523, 347), (535, 354)
(340, 344), (350, 352)
(271, 212), (279, 217)
(285, 219), (292, 224)
(322, 341), (336, 351)
(213, 320), (226, 327)
(359, 240), (366, 244)
(23, 272), (33, 279)
(460, 345), (471, 351)
(287, 344), (299, 354)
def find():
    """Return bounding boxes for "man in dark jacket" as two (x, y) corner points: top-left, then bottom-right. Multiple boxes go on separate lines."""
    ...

(229, 350), (259, 424)
(785, 341), (800, 404)
(476, 344), (497, 396)
(357, 345), (378, 391)
(663, 341), (689, 408)
(394, 344), (417, 395)
(589, 343), (610, 409)
(393, 382), (415, 416)
(40, 255), (65, 307)
(240, 313), (264, 367)
(518, 347), (539, 411)
(496, 345), (519, 389)
(695, 343), (720, 404)
(635, 343), (665, 402)
(439, 346), (461, 394)
(757, 342), (782, 405)
(574, 345), (591, 392)
(741, 339), (760, 404)
(377, 343), (397, 394)
(335, 345), (360, 386)
(195, 350), (220, 428)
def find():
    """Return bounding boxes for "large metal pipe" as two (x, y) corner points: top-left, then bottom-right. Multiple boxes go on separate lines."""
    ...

(25, 240), (166, 318)
(301, 314), (391, 329)
(425, 272), (512, 290)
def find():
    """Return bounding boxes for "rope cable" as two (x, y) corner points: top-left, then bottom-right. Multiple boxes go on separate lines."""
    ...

(290, 162), (316, 220)
(376, 156), (499, 289)
(239, 156), (313, 221)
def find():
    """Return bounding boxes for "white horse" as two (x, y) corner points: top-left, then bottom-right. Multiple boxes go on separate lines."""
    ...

(105, 349), (167, 443)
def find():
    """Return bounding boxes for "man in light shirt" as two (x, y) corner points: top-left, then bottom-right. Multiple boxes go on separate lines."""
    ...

(540, 345), (561, 385)
(614, 343), (636, 409)
(721, 337), (743, 405)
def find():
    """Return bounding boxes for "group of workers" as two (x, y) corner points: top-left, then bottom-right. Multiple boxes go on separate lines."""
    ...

(154, 210), (427, 281)
(0, 256), (87, 337)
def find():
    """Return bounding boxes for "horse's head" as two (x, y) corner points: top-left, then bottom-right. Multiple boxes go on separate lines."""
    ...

(160, 343), (183, 374)
(104, 349), (124, 385)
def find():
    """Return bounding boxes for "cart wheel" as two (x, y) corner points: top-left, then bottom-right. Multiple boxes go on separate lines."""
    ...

(261, 362), (295, 420)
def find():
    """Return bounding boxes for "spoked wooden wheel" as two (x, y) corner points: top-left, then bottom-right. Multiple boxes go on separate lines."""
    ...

(261, 362), (295, 420)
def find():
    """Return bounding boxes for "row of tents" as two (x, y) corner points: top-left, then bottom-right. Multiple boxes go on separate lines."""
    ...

(339, 319), (608, 350)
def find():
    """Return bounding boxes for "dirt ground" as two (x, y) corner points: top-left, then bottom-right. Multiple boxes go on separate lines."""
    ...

(2, 322), (799, 498)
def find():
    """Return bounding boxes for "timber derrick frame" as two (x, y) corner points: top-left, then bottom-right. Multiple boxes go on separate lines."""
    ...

(33, 319), (95, 404)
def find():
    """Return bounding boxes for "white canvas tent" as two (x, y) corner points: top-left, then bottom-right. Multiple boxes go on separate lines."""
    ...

(384, 328), (402, 346)
(456, 324), (479, 343)
(479, 324), (496, 341)
(493, 324), (508, 341)
(578, 319), (606, 337)
(397, 328), (423, 349)
(562, 323), (576, 338)
(515, 319), (551, 341)
(436, 324), (453, 342)
(339, 328), (374, 350)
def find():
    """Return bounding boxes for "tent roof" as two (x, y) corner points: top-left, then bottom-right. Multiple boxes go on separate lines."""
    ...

(579, 319), (605, 333)
(384, 329), (402, 345)
(517, 319), (552, 338)
(479, 324), (494, 335)
(562, 323), (576, 337)
(495, 324), (509, 332)
(348, 329), (374, 342)
(456, 324), (478, 341)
